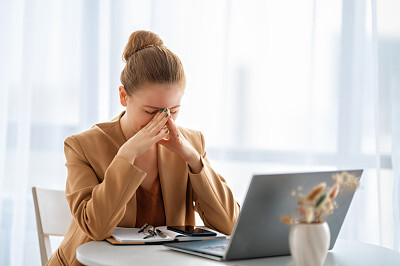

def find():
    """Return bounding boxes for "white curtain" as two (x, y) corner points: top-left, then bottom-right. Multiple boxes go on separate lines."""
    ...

(0, 0), (399, 265)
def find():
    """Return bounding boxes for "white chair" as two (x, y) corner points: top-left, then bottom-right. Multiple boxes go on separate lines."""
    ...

(32, 187), (72, 266)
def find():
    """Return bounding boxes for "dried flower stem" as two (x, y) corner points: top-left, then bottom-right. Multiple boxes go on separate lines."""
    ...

(281, 172), (360, 225)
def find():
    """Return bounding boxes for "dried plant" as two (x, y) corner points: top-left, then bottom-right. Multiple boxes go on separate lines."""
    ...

(280, 171), (360, 225)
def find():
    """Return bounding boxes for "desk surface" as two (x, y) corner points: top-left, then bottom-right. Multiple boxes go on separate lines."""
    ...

(76, 239), (400, 266)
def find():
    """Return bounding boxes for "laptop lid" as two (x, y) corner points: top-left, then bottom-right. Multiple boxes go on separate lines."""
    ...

(224, 169), (363, 260)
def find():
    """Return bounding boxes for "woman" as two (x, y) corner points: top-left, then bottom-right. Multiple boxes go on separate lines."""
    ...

(48, 30), (240, 265)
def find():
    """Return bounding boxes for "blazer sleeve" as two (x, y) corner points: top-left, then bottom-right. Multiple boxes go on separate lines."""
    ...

(64, 136), (146, 240)
(188, 132), (240, 235)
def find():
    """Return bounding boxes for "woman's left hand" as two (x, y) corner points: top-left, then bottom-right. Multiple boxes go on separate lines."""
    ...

(158, 116), (203, 174)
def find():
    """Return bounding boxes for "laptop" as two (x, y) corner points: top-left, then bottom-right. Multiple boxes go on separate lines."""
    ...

(163, 169), (363, 261)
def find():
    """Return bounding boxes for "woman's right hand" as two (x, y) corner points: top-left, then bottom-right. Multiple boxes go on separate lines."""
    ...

(117, 109), (170, 165)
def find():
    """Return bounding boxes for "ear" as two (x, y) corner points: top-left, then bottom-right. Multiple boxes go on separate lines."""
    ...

(119, 86), (128, 107)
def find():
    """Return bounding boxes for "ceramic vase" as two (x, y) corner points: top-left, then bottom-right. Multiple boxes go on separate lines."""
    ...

(289, 222), (330, 266)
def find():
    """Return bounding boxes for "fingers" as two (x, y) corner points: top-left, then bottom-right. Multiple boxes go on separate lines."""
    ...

(142, 108), (166, 130)
(150, 109), (171, 136)
(143, 108), (170, 134)
(167, 116), (181, 139)
(153, 126), (170, 143)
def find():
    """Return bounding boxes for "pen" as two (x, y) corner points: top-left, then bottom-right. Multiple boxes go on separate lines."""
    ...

(138, 223), (149, 233)
(156, 229), (167, 238)
(143, 229), (156, 239)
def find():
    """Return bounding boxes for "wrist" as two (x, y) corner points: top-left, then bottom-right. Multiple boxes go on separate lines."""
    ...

(117, 148), (137, 165)
(186, 150), (202, 174)
(184, 147), (198, 163)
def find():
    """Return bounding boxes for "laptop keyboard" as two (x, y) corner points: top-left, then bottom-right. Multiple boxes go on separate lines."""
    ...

(164, 239), (229, 258)
(201, 243), (228, 252)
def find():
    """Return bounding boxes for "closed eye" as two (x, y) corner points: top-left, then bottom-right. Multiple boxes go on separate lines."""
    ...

(145, 110), (159, 115)
(145, 109), (179, 115)
(170, 108), (180, 114)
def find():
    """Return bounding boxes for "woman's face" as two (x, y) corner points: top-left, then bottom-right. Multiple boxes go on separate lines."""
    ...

(121, 82), (185, 134)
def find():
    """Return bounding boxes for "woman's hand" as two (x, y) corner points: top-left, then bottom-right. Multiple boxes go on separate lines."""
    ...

(117, 109), (170, 165)
(158, 116), (203, 174)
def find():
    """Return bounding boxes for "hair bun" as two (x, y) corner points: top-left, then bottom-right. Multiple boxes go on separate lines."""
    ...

(123, 30), (164, 62)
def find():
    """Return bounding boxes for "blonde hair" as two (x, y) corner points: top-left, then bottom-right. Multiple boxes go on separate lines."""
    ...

(120, 30), (185, 96)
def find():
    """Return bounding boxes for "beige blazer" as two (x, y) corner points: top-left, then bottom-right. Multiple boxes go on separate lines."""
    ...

(48, 112), (240, 265)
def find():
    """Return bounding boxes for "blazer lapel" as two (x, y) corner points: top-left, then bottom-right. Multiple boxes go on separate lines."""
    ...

(158, 144), (188, 226)
(100, 111), (138, 227)
(96, 111), (127, 152)
(107, 111), (128, 149)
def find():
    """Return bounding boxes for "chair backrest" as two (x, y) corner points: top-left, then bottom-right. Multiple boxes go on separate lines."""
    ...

(32, 187), (72, 266)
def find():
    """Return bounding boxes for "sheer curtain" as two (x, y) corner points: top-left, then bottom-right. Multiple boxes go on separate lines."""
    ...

(0, 0), (399, 265)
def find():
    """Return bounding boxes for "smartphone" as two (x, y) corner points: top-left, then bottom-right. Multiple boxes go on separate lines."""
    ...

(166, 226), (217, 236)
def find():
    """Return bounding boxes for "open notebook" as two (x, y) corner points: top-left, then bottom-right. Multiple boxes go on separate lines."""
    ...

(108, 226), (226, 244)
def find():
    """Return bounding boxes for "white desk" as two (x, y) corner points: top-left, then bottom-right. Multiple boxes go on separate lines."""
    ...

(77, 239), (400, 266)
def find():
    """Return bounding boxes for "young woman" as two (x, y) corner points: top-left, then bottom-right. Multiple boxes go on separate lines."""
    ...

(48, 30), (240, 265)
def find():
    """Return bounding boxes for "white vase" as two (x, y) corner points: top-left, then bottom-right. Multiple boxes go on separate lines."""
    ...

(289, 222), (330, 266)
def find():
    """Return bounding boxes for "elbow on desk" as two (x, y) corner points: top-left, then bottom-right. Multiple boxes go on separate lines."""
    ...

(89, 232), (111, 241)
(74, 218), (114, 241)
(83, 226), (112, 241)
(71, 206), (120, 241)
